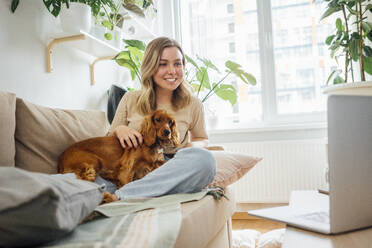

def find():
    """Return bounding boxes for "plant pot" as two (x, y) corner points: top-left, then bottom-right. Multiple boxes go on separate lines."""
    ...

(60, 3), (91, 33)
(322, 81), (372, 96)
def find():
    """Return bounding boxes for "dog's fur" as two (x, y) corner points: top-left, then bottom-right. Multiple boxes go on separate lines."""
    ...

(58, 110), (180, 202)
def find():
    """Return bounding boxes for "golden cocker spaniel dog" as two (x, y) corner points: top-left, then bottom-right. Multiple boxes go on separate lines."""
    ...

(58, 109), (180, 203)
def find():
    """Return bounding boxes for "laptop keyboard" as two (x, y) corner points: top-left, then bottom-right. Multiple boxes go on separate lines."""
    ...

(296, 211), (330, 224)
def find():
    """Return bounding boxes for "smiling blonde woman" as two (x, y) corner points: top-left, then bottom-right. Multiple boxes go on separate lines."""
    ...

(100, 37), (216, 201)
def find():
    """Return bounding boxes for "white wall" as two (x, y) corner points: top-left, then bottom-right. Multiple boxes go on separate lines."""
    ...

(0, 0), (123, 111)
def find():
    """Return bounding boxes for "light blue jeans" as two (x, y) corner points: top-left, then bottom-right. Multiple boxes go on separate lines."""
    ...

(94, 147), (216, 200)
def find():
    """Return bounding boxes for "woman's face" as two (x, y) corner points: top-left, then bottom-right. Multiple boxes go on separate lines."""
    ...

(153, 46), (184, 93)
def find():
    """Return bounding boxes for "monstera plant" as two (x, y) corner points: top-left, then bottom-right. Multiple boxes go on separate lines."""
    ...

(184, 55), (256, 106)
(114, 39), (257, 106)
(321, 0), (372, 85)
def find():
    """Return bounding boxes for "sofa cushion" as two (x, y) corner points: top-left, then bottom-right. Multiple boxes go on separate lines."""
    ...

(0, 92), (16, 167)
(15, 98), (107, 174)
(209, 151), (262, 188)
(0, 167), (104, 248)
(174, 186), (235, 248)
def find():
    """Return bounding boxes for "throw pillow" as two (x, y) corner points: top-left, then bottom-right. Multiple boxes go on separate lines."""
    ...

(15, 98), (107, 174)
(107, 84), (127, 124)
(0, 91), (16, 167)
(0, 167), (104, 247)
(208, 151), (262, 188)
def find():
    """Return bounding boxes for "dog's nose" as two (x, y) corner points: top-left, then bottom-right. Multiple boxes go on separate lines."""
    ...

(163, 129), (170, 136)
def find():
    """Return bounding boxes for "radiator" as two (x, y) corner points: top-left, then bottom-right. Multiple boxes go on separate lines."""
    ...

(220, 140), (328, 203)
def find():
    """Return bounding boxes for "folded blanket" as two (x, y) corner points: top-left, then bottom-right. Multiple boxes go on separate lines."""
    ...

(43, 190), (220, 248)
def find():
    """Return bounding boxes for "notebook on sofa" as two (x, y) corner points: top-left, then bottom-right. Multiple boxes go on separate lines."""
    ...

(249, 95), (372, 234)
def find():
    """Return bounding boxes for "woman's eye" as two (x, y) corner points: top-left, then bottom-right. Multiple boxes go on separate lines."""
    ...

(175, 62), (182, 67)
(159, 63), (166, 66)
(156, 118), (161, 122)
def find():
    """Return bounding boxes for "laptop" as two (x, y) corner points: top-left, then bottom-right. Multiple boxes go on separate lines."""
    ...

(248, 95), (372, 234)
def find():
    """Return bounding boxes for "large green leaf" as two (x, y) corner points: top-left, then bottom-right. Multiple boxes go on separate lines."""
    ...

(123, 1), (145, 17)
(11, 0), (19, 12)
(365, 3), (372, 13)
(325, 35), (336, 45)
(320, 6), (342, 20)
(115, 58), (138, 80)
(363, 45), (372, 57)
(43, 0), (62, 17)
(212, 83), (237, 106)
(123, 39), (146, 50)
(185, 55), (199, 70)
(190, 83), (201, 92)
(197, 56), (220, 73)
(367, 30), (372, 42)
(225, 60), (240, 71)
(196, 67), (211, 90)
(114, 51), (131, 60)
(336, 18), (343, 31)
(364, 56), (372, 75)
(349, 39), (360, 61)
(225, 61), (256, 85)
(128, 46), (144, 65)
(362, 21), (372, 38)
(345, 4), (359, 15)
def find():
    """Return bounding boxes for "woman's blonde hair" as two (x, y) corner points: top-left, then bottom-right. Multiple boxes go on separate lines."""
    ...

(137, 37), (192, 115)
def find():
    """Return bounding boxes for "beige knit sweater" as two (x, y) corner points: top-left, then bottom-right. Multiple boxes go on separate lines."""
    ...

(108, 90), (208, 154)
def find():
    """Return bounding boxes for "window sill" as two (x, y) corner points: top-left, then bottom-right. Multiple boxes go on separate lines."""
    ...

(207, 122), (327, 143)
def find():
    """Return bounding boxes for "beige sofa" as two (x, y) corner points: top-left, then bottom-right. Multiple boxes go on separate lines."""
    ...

(0, 91), (235, 248)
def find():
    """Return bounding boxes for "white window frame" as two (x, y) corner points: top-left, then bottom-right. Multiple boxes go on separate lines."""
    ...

(159, 0), (327, 140)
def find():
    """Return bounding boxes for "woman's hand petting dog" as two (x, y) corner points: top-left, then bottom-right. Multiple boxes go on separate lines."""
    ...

(114, 125), (143, 148)
(58, 110), (180, 204)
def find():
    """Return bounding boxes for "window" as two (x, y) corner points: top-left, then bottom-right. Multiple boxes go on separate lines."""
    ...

(228, 23), (235, 33)
(179, 0), (337, 129)
(229, 42), (236, 53)
(227, 3), (234, 14)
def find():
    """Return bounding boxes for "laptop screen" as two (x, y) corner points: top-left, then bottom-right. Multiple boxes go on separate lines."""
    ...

(327, 95), (372, 233)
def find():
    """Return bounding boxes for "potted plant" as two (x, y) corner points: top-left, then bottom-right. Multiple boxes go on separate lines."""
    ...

(113, 39), (257, 106)
(10, 0), (155, 41)
(93, 0), (155, 41)
(321, 0), (372, 95)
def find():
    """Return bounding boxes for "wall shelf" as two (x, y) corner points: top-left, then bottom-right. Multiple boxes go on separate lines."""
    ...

(46, 30), (121, 85)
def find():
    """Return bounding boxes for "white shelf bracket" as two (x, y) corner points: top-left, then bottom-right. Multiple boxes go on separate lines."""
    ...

(90, 56), (114, 85)
(46, 34), (85, 73)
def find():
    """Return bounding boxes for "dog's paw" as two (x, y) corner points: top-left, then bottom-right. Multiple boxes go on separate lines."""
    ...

(100, 192), (118, 205)
(83, 167), (97, 181)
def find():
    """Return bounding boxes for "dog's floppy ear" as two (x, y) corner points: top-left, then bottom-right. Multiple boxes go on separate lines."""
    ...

(140, 113), (157, 146)
(170, 119), (180, 147)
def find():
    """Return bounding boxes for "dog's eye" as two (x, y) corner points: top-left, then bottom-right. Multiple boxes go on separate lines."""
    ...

(156, 118), (161, 122)
(169, 120), (173, 126)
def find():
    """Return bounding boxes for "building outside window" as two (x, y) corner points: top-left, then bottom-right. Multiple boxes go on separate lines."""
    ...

(229, 42), (236, 53)
(227, 3), (234, 14)
(179, 0), (337, 129)
(228, 23), (235, 33)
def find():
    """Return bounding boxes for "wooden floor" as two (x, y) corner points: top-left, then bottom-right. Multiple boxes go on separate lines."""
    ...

(232, 203), (286, 233)
(232, 218), (285, 233)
